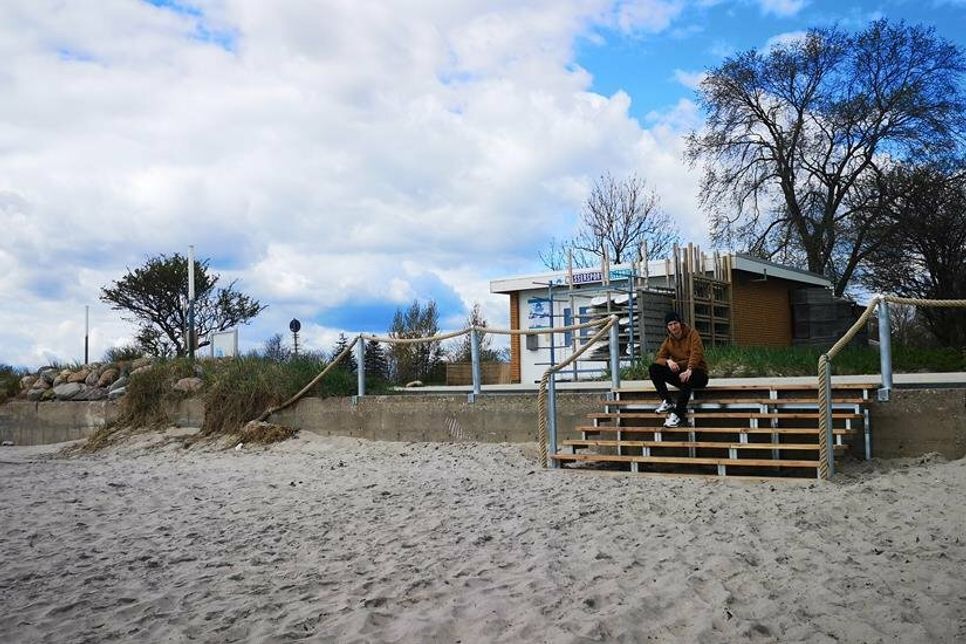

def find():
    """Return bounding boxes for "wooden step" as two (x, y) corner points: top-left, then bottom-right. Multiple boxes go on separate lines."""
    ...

(576, 425), (854, 436)
(550, 452), (820, 468)
(589, 411), (864, 420)
(615, 383), (874, 393)
(563, 439), (844, 451)
(608, 397), (868, 406)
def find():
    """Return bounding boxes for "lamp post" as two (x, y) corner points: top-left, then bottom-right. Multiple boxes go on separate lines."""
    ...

(188, 245), (196, 360)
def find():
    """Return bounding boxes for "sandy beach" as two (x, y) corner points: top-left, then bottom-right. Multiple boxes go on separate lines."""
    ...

(1, 431), (964, 643)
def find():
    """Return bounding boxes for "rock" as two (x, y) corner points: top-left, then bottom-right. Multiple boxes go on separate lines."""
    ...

(131, 357), (152, 370)
(85, 370), (100, 386)
(131, 365), (152, 376)
(83, 387), (108, 401)
(31, 378), (51, 391)
(20, 375), (36, 390)
(39, 369), (57, 384)
(68, 369), (90, 384)
(173, 377), (203, 393)
(97, 368), (119, 388)
(26, 388), (44, 401)
(109, 376), (128, 392)
(40, 389), (55, 401)
(404, 380), (424, 388)
(108, 387), (126, 400)
(1, 441), (13, 447)
(53, 382), (87, 401)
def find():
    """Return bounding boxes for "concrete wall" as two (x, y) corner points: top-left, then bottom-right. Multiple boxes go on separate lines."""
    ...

(869, 388), (966, 459)
(269, 393), (606, 443)
(0, 400), (121, 445)
(3, 389), (965, 460)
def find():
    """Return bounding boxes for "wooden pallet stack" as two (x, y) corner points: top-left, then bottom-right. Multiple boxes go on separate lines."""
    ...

(550, 383), (874, 479)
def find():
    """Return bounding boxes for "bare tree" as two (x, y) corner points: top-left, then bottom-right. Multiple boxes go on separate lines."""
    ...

(862, 162), (966, 347)
(540, 172), (678, 270)
(686, 20), (966, 296)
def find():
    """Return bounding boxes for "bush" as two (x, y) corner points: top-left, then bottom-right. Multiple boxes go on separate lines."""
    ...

(103, 344), (144, 363)
(0, 364), (28, 404)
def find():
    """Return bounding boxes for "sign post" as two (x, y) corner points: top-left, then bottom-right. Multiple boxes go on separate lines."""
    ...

(289, 318), (301, 357)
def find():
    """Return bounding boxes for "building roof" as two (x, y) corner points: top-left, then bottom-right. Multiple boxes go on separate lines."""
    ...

(490, 253), (831, 294)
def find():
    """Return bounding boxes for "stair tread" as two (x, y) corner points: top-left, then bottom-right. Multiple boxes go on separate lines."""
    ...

(589, 412), (863, 419)
(576, 425), (854, 435)
(615, 383), (874, 392)
(550, 453), (820, 467)
(609, 397), (867, 405)
(563, 439), (841, 450)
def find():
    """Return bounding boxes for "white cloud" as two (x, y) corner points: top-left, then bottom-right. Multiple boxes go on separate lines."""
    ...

(764, 30), (809, 51)
(672, 68), (707, 89)
(756, 0), (808, 17)
(0, 0), (706, 368)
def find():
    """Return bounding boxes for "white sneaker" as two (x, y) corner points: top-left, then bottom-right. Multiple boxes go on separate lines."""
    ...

(663, 412), (681, 428)
(655, 400), (674, 414)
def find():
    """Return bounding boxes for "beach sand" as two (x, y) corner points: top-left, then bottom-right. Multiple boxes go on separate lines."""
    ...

(1, 430), (964, 643)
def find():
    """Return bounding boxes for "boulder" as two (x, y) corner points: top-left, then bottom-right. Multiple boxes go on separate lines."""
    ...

(39, 369), (57, 385)
(31, 378), (51, 391)
(109, 376), (128, 392)
(26, 388), (44, 401)
(131, 357), (152, 371)
(108, 387), (126, 400)
(68, 369), (90, 384)
(53, 382), (87, 401)
(85, 370), (100, 386)
(83, 387), (108, 401)
(20, 375), (36, 390)
(131, 365), (152, 377)
(97, 368), (119, 388)
(173, 377), (203, 393)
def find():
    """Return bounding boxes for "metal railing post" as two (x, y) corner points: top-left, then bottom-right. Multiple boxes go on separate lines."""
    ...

(608, 315), (620, 396)
(877, 296), (893, 402)
(356, 336), (365, 400)
(469, 328), (482, 403)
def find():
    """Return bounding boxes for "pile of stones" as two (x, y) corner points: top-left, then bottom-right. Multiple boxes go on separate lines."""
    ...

(18, 358), (154, 402)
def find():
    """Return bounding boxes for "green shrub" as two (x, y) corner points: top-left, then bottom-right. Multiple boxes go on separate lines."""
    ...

(103, 344), (144, 363)
(621, 344), (966, 380)
(0, 364), (28, 404)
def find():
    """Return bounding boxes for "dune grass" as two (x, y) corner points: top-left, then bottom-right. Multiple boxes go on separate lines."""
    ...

(621, 344), (966, 380)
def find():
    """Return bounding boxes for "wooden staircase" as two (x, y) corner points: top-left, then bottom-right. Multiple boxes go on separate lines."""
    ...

(550, 383), (874, 479)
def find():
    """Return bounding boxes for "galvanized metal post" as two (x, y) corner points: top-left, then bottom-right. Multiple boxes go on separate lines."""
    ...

(877, 296), (893, 402)
(609, 315), (620, 394)
(356, 336), (365, 399)
(469, 328), (482, 402)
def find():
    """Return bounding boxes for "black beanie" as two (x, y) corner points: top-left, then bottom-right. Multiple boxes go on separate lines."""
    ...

(664, 311), (681, 325)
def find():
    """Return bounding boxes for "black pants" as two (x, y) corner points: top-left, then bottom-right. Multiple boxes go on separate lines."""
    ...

(648, 363), (709, 417)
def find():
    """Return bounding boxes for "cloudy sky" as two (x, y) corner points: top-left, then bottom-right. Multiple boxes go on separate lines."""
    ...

(1, 0), (964, 368)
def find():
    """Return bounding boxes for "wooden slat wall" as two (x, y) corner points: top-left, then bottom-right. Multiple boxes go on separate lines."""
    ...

(445, 362), (513, 386)
(510, 293), (521, 383)
(731, 273), (794, 346)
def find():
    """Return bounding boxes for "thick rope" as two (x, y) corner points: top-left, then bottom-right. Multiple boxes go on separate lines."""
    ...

(536, 316), (618, 468)
(817, 295), (966, 480)
(256, 335), (360, 422)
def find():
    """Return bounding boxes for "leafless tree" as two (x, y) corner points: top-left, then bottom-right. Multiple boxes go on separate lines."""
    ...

(862, 162), (966, 347)
(686, 20), (966, 296)
(540, 172), (678, 270)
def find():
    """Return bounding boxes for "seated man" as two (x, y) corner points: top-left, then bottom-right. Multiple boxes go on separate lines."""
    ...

(649, 311), (709, 427)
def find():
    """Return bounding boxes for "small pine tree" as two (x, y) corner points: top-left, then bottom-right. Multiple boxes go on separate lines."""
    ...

(364, 340), (389, 382)
(330, 333), (358, 373)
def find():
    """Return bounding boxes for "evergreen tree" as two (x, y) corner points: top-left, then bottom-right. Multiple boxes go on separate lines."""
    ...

(330, 333), (358, 373)
(364, 340), (389, 382)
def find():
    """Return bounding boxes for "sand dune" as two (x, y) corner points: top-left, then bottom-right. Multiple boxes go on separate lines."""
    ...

(1, 430), (964, 643)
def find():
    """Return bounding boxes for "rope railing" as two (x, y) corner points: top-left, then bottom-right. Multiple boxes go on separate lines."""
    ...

(255, 316), (618, 440)
(817, 295), (966, 480)
(536, 315), (618, 468)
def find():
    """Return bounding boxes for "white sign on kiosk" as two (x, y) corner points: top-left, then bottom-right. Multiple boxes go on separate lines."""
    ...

(209, 329), (239, 358)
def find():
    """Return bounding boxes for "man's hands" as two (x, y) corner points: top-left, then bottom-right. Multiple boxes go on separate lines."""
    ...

(667, 359), (692, 382)
(668, 359), (693, 381)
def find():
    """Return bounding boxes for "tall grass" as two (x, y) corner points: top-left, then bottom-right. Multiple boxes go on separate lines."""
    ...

(0, 364), (28, 404)
(621, 344), (966, 380)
